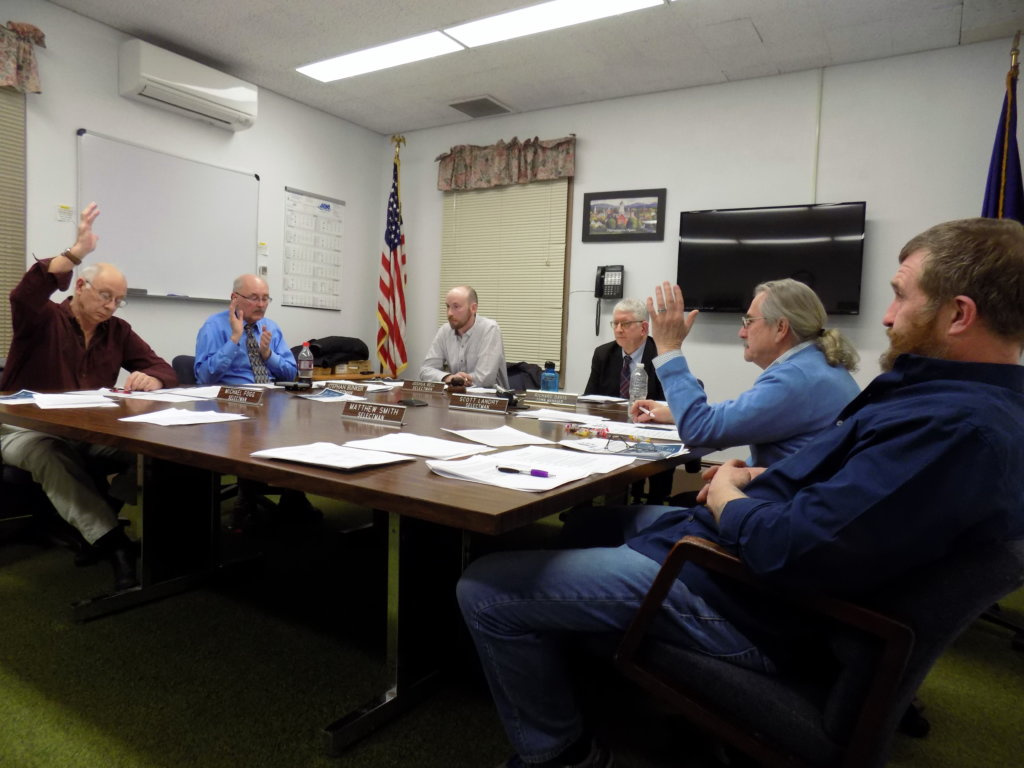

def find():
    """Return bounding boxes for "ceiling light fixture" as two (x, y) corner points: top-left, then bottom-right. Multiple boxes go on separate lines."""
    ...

(445, 0), (664, 48)
(297, 31), (464, 83)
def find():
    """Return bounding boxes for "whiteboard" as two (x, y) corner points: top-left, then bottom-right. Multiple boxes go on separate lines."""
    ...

(77, 130), (259, 301)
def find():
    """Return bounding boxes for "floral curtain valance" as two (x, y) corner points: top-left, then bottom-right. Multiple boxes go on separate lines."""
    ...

(1, 22), (45, 93)
(436, 135), (575, 192)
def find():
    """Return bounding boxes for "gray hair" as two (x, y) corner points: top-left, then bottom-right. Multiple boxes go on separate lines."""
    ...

(79, 263), (102, 283)
(755, 279), (859, 371)
(613, 297), (649, 322)
(233, 274), (267, 294)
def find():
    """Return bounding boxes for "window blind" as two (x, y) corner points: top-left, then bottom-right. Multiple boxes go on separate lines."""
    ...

(439, 178), (569, 370)
(0, 87), (26, 355)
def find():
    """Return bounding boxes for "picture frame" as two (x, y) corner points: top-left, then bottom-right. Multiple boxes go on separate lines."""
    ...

(582, 188), (666, 242)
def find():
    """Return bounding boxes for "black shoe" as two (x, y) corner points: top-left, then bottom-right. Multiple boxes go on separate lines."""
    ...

(109, 544), (139, 591)
(93, 526), (140, 591)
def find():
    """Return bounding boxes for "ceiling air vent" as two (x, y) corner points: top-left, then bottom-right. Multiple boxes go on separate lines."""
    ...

(449, 96), (512, 118)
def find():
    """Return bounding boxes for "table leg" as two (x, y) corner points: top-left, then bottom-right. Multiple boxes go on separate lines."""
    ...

(72, 456), (220, 621)
(322, 511), (465, 755)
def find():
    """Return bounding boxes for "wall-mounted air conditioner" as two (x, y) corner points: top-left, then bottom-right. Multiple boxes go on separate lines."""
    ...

(118, 39), (258, 131)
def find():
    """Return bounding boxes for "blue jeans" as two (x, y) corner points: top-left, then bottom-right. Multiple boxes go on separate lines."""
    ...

(456, 506), (774, 764)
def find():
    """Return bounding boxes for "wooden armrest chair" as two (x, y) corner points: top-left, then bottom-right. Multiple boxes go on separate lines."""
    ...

(615, 535), (1024, 768)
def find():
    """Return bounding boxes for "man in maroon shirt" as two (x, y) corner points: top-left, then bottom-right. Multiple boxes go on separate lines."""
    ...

(0, 203), (176, 591)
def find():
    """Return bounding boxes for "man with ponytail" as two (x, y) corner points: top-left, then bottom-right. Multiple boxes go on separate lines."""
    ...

(632, 278), (860, 466)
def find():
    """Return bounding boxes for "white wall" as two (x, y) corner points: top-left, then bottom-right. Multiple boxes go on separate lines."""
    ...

(397, 38), (1020, 424)
(18, 0), (390, 374)
(16, 0), (1020, 425)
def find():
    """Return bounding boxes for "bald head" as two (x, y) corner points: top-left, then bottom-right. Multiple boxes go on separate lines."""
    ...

(232, 274), (272, 324)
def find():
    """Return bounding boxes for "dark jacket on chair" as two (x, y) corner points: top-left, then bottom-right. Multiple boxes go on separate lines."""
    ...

(584, 337), (665, 401)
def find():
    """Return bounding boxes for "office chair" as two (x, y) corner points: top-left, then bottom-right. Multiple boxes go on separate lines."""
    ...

(171, 354), (197, 385)
(615, 535), (1024, 768)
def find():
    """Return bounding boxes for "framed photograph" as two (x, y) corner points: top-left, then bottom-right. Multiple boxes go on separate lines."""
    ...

(582, 188), (666, 242)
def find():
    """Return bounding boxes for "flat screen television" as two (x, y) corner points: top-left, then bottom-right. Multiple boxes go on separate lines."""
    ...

(676, 202), (866, 314)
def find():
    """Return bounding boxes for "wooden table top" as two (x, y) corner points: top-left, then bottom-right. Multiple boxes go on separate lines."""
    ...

(0, 389), (696, 536)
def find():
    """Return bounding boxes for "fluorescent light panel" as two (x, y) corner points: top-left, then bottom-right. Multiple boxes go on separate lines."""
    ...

(297, 0), (669, 82)
(445, 0), (664, 48)
(297, 31), (463, 83)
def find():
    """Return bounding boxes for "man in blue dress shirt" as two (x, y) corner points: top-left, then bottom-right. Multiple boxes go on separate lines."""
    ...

(194, 274), (296, 385)
(194, 274), (315, 530)
(458, 217), (1024, 768)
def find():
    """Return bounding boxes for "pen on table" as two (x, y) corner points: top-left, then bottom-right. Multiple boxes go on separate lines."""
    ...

(497, 466), (553, 478)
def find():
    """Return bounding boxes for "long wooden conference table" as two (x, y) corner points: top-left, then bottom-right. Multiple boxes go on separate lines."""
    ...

(0, 384), (702, 754)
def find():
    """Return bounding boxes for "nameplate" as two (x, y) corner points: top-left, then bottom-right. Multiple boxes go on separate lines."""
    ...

(448, 393), (509, 414)
(522, 390), (579, 407)
(216, 386), (264, 406)
(340, 401), (406, 427)
(402, 380), (445, 394)
(327, 381), (369, 395)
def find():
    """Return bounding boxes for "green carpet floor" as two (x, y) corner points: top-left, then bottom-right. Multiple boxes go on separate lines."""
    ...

(1, 500), (1022, 767)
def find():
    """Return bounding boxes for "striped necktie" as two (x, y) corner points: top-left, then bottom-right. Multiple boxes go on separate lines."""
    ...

(619, 355), (631, 398)
(246, 324), (271, 383)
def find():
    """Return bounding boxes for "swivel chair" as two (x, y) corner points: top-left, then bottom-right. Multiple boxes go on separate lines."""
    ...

(615, 535), (1024, 768)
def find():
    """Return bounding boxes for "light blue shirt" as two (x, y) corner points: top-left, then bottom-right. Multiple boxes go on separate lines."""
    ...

(194, 310), (297, 385)
(653, 343), (861, 466)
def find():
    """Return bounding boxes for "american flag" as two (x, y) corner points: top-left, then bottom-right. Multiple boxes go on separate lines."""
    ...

(377, 150), (408, 377)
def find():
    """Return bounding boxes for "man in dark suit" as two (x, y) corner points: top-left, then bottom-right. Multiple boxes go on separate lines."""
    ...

(583, 298), (669, 503)
(584, 298), (665, 401)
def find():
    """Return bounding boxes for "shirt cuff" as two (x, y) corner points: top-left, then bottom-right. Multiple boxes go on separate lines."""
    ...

(652, 349), (683, 369)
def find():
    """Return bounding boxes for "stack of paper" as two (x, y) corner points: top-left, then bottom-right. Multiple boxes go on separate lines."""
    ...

(119, 409), (249, 426)
(343, 433), (493, 459)
(425, 445), (634, 492)
(251, 442), (414, 470)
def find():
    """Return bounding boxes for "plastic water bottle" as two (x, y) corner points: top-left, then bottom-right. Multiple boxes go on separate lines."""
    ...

(297, 341), (314, 385)
(540, 361), (559, 392)
(628, 365), (648, 413)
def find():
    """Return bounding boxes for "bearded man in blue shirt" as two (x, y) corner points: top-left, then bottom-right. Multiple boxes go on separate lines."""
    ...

(458, 217), (1024, 768)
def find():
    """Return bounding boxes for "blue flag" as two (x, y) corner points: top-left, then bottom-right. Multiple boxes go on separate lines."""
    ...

(982, 46), (1023, 224)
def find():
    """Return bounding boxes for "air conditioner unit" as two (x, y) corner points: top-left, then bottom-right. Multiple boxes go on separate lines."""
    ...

(118, 39), (257, 131)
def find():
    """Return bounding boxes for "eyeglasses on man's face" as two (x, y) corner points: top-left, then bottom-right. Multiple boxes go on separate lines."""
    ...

(609, 320), (644, 330)
(740, 315), (765, 329)
(84, 279), (127, 308)
(234, 292), (273, 305)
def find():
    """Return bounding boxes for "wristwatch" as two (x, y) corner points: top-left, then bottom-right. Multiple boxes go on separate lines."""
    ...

(60, 247), (82, 266)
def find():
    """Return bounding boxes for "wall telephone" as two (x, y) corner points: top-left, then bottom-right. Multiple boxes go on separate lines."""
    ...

(595, 265), (624, 299)
(594, 265), (625, 334)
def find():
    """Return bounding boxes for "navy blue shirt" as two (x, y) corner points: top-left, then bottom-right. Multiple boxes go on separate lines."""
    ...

(627, 354), (1024, 652)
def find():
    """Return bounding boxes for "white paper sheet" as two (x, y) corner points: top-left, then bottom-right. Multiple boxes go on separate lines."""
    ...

(576, 394), (627, 403)
(442, 425), (554, 447)
(118, 408), (249, 426)
(426, 446), (634, 492)
(33, 393), (119, 409)
(344, 433), (494, 459)
(251, 442), (415, 470)
(515, 409), (609, 424)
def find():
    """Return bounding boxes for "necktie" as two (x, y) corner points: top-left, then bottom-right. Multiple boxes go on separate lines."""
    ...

(246, 324), (271, 383)
(619, 355), (631, 398)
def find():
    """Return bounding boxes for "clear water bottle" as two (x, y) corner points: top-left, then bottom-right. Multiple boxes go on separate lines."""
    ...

(297, 341), (314, 385)
(628, 365), (648, 413)
(540, 361), (559, 391)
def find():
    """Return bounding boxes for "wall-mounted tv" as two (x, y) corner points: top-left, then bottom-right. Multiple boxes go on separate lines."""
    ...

(676, 202), (866, 315)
